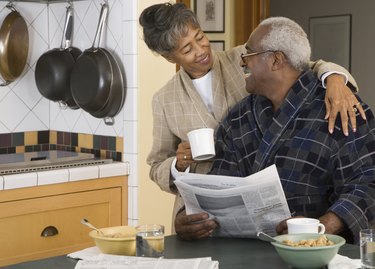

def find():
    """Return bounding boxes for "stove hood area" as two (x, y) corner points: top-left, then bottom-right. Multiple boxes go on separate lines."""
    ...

(0, 151), (112, 175)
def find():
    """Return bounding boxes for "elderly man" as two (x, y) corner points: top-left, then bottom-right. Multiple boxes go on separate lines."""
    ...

(175, 17), (375, 244)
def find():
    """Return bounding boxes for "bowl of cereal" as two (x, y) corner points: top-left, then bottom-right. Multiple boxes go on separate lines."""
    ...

(89, 226), (137, 256)
(271, 233), (345, 269)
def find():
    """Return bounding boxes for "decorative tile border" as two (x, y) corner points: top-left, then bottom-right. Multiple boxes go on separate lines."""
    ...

(0, 131), (123, 162)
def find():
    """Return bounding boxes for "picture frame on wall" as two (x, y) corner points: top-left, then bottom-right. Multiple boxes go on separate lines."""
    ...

(210, 40), (225, 51)
(309, 14), (351, 71)
(194, 0), (225, 33)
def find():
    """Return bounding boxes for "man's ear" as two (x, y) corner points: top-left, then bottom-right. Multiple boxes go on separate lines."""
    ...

(271, 51), (285, 71)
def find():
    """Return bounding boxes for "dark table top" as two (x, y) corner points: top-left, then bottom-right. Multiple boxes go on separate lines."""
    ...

(1, 235), (360, 269)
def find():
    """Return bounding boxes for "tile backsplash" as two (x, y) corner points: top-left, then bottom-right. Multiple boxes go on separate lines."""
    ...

(0, 131), (123, 161)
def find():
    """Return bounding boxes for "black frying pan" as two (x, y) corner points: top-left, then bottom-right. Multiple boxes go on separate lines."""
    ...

(0, 3), (29, 86)
(70, 3), (116, 114)
(35, 5), (81, 109)
(89, 48), (126, 125)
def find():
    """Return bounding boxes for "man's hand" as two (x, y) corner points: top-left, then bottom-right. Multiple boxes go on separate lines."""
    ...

(175, 209), (218, 240)
(275, 212), (345, 235)
(325, 74), (366, 136)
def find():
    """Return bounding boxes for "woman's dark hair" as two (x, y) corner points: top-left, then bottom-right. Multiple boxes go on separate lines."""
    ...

(139, 2), (200, 56)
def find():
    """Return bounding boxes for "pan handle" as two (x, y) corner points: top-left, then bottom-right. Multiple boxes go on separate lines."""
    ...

(60, 5), (74, 49)
(103, 117), (114, 126)
(58, 101), (68, 110)
(0, 81), (11, 87)
(91, 3), (109, 50)
(6, 2), (17, 12)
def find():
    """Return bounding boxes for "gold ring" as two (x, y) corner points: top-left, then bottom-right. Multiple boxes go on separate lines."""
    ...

(183, 155), (187, 160)
(352, 107), (358, 113)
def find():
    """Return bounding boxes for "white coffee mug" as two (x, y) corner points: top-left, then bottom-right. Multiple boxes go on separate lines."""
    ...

(287, 218), (325, 234)
(187, 128), (215, 161)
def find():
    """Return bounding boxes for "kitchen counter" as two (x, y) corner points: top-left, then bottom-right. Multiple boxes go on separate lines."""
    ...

(0, 161), (130, 190)
(0, 161), (129, 266)
(0, 235), (360, 269)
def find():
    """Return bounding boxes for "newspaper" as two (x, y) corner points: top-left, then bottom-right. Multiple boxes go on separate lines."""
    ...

(74, 255), (218, 269)
(175, 165), (291, 237)
(70, 247), (219, 269)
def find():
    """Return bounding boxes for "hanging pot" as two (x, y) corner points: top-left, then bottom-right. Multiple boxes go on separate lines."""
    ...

(35, 5), (81, 109)
(70, 3), (125, 125)
(89, 49), (126, 125)
(0, 3), (29, 86)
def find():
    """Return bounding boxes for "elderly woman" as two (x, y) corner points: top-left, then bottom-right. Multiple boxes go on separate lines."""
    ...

(139, 2), (363, 238)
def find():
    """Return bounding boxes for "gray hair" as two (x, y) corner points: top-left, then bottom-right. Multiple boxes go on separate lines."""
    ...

(258, 17), (311, 71)
(139, 2), (200, 56)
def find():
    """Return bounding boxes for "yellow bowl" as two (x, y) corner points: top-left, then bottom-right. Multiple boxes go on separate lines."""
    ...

(89, 226), (136, 256)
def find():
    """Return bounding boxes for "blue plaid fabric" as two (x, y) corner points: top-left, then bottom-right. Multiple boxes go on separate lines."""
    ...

(210, 70), (375, 243)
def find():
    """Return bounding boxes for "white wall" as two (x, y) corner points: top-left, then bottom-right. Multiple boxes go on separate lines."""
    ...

(270, 0), (375, 110)
(137, 0), (176, 235)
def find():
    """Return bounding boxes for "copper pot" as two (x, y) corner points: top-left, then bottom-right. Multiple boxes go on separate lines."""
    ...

(0, 3), (29, 86)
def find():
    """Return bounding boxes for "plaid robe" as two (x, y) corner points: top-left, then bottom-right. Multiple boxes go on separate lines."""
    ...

(210, 71), (375, 243)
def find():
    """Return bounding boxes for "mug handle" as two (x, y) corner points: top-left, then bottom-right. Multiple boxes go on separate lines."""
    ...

(318, 223), (326, 234)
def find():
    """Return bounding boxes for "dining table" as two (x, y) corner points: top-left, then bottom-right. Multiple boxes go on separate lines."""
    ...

(1, 235), (360, 269)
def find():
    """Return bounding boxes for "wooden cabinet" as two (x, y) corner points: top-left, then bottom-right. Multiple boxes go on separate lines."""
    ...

(0, 176), (128, 266)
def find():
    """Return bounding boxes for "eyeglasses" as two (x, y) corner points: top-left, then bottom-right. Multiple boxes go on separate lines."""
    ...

(241, 50), (276, 64)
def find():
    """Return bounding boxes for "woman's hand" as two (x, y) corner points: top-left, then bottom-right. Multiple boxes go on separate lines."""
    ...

(175, 141), (194, 171)
(175, 209), (218, 240)
(324, 74), (366, 136)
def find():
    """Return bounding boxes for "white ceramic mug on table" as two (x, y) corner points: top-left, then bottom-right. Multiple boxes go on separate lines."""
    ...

(287, 218), (325, 234)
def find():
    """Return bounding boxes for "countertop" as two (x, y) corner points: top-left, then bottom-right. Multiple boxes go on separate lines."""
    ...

(0, 161), (130, 191)
(0, 235), (361, 269)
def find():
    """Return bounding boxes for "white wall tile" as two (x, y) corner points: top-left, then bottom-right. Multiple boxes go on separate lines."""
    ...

(123, 0), (136, 21)
(69, 166), (99, 181)
(3, 173), (38, 190)
(0, 91), (30, 132)
(123, 54), (137, 88)
(37, 169), (69, 185)
(123, 88), (138, 121)
(123, 153), (138, 187)
(123, 20), (137, 55)
(99, 162), (130, 178)
(123, 121), (137, 154)
(128, 185), (138, 221)
(0, 176), (3, 190)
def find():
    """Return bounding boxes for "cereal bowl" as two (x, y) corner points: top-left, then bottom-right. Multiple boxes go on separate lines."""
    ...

(271, 233), (345, 269)
(89, 226), (136, 256)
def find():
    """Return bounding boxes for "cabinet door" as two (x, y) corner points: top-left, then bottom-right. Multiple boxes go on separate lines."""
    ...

(0, 188), (121, 266)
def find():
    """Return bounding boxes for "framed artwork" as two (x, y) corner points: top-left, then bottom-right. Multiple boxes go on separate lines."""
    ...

(210, 40), (225, 51)
(309, 15), (351, 71)
(194, 0), (225, 33)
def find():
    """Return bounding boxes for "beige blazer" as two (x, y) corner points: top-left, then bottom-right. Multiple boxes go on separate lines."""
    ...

(146, 45), (358, 233)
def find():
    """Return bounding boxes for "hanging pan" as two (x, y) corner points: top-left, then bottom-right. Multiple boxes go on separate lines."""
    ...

(70, 3), (125, 125)
(35, 5), (81, 109)
(0, 3), (29, 86)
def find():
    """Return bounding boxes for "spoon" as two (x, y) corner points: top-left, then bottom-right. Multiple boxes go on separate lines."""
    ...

(257, 231), (278, 243)
(81, 218), (104, 236)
